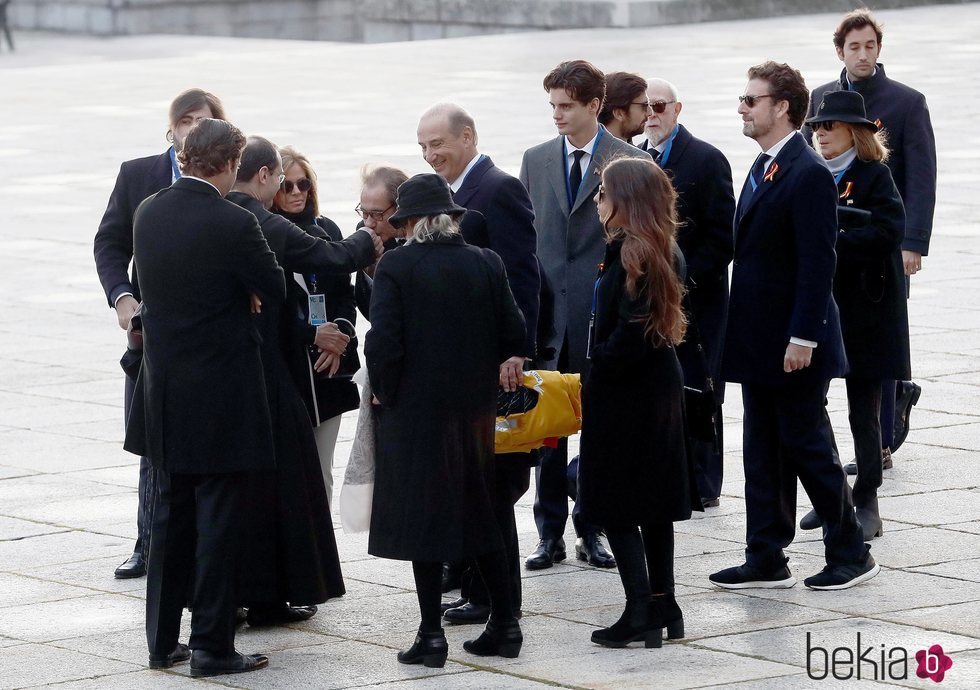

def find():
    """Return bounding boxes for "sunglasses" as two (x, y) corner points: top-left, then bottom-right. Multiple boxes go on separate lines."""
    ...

(355, 203), (394, 222)
(738, 94), (775, 108)
(647, 100), (677, 114)
(597, 184), (606, 200)
(281, 178), (312, 194)
(811, 121), (838, 132)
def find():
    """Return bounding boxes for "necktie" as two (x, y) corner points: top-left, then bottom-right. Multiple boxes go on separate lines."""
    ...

(654, 149), (664, 166)
(750, 154), (769, 192)
(569, 149), (586, 203)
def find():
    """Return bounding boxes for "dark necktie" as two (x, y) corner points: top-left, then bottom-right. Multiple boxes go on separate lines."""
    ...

(654, 149), (663, 166)
(750, 153), (770, 192)
(569, 149), (586, 203)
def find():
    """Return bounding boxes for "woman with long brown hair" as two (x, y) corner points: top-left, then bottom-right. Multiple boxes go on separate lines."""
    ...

(577, 156), (699, 649)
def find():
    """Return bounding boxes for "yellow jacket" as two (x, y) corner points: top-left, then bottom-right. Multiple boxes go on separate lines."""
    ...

(495, 370), (582, 454)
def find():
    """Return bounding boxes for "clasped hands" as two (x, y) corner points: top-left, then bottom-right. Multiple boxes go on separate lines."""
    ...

(313, 322), (351, 377)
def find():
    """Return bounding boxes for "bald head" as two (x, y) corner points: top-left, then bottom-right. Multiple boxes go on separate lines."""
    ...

(644, 78), (683, 146)
(417, 103), (479, 183)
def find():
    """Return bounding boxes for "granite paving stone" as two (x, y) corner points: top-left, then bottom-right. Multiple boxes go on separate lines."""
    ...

(1, 3), (979, 688)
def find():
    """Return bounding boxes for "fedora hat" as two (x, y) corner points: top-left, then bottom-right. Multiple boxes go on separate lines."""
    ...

(387, 173), (467, 228)
(805, 90), (878, 131)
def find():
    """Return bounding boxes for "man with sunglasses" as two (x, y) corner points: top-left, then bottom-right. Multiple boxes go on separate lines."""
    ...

(804, 8), (933, 469)
(597, 72), (649, 142)
(637, 78), (735, 511)
(710, 62), (877, 591)
(520, 60), (650, 572)
(94, 88), (226, 581)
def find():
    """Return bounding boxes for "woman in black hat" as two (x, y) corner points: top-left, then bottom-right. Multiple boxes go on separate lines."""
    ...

(364, 173), (528, 666)
(801, 90), (910, 540)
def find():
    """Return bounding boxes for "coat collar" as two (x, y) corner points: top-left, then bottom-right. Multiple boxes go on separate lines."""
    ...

(837, 63), (888, 96)
(150, 149), (175, 186)
(172, 176), (222, 197)
(736, 131), (808, 226)
(452, 155), (493, 207)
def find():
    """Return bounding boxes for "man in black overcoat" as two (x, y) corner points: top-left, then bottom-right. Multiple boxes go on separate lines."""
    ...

(93, 88), (226, 579)
(125, 119), (282, 676)
(805, 8), (935, 459)
(638, 78), (735, 508)
(710, 62), (877, 592)
(417, 103), (541, 622)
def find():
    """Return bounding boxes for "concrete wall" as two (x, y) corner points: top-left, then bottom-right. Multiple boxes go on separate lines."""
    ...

(7, 0), (976, 43)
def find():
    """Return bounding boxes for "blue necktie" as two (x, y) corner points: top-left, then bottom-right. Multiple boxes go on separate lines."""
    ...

(750, 154), (769, 192)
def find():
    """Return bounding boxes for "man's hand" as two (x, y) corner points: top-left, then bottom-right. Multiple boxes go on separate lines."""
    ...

(364, 227), (384, 261)
(314, 322), (350, 356)
(902, 250), (922, 276)
(314, 351), (341, 376)
(783, 343), (813, 373)
(115, 295), (139, 330)
(499, 356), (526, 392)
(249, 293), (263, 314)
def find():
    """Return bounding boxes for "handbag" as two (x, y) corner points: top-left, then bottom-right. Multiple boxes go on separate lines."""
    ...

(676, 312), (720, 449)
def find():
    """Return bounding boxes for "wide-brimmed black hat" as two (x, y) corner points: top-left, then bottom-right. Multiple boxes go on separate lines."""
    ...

(387, 173), (467, 227)
(805, 90), (878, 131)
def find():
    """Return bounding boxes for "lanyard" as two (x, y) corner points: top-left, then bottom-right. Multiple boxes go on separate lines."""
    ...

(657, 125), (680, 167)
(168, 147), (181, 181)
(564, 128), (604, 207)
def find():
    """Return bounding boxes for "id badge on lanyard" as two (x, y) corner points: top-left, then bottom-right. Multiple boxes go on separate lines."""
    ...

(308, 294), (327, 326)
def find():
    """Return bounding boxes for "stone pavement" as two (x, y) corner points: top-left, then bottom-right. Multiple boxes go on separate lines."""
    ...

(1, 4), (979, 688)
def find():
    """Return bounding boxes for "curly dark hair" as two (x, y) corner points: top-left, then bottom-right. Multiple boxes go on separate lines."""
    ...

(599, 72), (648, 125)
(543, 60), (606, 108)
(746, 61), (809, 130)
(833, 9), (883, 49)
(176, 119), (246, 178)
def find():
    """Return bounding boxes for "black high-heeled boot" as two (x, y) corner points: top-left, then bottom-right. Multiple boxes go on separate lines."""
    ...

(855, 494), (883, 540)
(397, 628), (448, 668)
(463, 618), (523, 658)
(591, 597), (661, 649)
(651, 594), (685, 641)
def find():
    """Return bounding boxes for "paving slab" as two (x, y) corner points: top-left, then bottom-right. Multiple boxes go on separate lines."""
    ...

(0, 642), (140, 688)
(0, 593), (145, 643)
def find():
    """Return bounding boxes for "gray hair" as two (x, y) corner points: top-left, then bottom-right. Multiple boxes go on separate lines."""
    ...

(647, 78), (680, 102)
(406, 213), (460, 244)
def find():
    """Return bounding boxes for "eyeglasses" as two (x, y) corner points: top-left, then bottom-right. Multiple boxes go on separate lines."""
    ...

(811, 121), (838, 132)
(276, 173), (286, 185)
(738, 94), (775, 108)
(630, 101), (652, 110)
(281, 178), (312, 194)
(355, 203), (394, 222)
(597, 184), (606, 200)
(648, 100), (677, 114)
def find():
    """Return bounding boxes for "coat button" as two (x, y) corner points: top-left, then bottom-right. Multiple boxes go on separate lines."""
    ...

(568, 257), (574, 263)
(561, 289), (567, 295)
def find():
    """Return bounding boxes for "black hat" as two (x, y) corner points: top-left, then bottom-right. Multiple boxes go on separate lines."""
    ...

(805, 90), (878, 131)
(387, 173), (467, 227)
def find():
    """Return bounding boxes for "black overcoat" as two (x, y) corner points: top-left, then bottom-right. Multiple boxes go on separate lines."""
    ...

(832, 159), (911, 381)
(806, 65), (936, 255)
(365, 235), (526, 562)
(124, 178), (284, 474)
(228, 193), (375, 603)
(94, 150), (172, 307)
(577, 241), (698, 528)
(641, 125), (734, 402)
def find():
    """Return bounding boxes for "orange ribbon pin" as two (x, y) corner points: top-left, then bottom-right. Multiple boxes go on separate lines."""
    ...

(839, 181), (853, 199)
(763, 162), (779, 182)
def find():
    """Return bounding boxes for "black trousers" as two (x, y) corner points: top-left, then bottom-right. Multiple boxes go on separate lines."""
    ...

(532, 336), (598, 541)
(846, 377), (884, 506)
(464, 456), (530, 610)
(741, 381), (867, 570)
(124, 374), (156, 561)
(693, 405), (724, 500)
(146, 470), (247, 656)
(414, 550), (514, 633)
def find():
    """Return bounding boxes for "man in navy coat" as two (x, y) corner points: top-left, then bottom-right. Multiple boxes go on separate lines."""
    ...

(93, 88), (226, 580)
(805, 8), (934, 462)
(417, 103), (540, 622)
(710, 62), (877, 591)
(638, 78), (735, 509)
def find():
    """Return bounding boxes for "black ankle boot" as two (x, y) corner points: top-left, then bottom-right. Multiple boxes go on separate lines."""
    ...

(591, 598), (661, 649)
(855, 495), (883, 540)
(463, 618), (523, 658)
(397, 628), (448, 668)
(651, 594), (685, 640)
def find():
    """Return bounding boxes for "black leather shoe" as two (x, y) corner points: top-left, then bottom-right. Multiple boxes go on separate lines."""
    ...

(525, 538), (566, 570)
(701, 497), (720, 508)
(148, 643), (190, 669)
(235, 607), (247, 626)
(892, 381), (921, 453)
(576, 534), (617, 568)
(844, 447), (892, 476)
(397, 629), (448, 668)
(246, 604), (317, 627)
(444, 602), (491, 624)
(441, 596), (467, 613)
(799, 509), (821, 531)
(189, 650), (269, 677)
(114, 552), (146, 579)
(463, 619), (523, 658)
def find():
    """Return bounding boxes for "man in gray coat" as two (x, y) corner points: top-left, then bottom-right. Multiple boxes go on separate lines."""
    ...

(519, 59), (651, 571)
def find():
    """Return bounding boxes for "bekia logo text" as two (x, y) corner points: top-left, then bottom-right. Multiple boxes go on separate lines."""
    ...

(807, 633), (953, 682)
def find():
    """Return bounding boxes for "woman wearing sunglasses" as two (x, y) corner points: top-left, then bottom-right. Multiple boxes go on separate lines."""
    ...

(800, 91), (909, 540)
(578, 157), (699, 649)
(272, 147), (360, 509)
